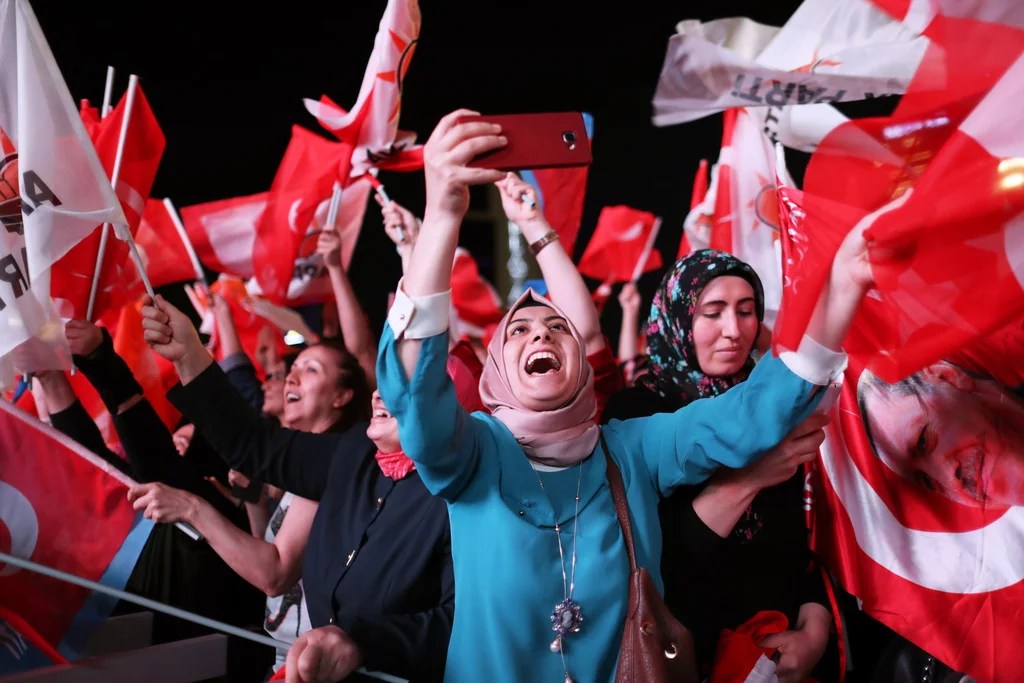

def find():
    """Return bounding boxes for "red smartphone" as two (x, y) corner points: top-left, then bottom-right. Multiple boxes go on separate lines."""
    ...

(458, 112), (592, 170)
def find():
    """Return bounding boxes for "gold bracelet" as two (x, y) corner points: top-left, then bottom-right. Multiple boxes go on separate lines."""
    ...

(528, 230), (559, 256)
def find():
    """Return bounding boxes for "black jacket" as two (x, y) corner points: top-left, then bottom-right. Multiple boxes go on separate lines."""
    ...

(168, 362), (453, 682)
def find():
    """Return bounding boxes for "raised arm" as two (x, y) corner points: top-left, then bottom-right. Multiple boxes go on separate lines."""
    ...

(392, 109), (506, 379)
(141, 295), (359, 500)
(495, 172), (606, 355)
(609, 206), (882, 494)
(128, 483), (315, 598)
(317, 226), (378, 389)
(617, 282), (642, 383)
(375, 111), (504, 500)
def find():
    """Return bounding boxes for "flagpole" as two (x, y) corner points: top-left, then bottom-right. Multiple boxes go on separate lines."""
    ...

(0, 552), (408, 683)
(630, 216), (663, 283)
(86, 74), (139, 321)
(163, 198), (208, 286)
(101, 65), (115, 118)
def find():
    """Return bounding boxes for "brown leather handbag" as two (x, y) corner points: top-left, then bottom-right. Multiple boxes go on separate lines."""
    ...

(602, 432), (699, 683)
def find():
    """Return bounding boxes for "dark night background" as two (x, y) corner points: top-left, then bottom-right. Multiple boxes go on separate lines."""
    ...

(34, 0), (811, 342)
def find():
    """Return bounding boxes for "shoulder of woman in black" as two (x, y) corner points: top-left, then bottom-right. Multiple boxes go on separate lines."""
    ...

(167, 360), (375, 502)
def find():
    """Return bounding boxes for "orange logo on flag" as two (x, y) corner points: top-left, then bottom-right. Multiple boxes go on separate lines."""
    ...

(0, 127), (22, 236)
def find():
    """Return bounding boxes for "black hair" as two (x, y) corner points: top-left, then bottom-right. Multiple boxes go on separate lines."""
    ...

(305, 337), (372, 432)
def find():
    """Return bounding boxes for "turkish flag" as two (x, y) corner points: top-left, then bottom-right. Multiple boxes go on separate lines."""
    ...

(811, 346), (1024, 683)
(252, 126), (352, 303)
(51, 84), (165, 321)
(773, 14), (1024, 381)
(577, 206), (663, 284)
(303, 0), (421, 178)
(120, 199), (202, 299)
(0, 400), (151, 654)
(450, 247), (504, 340)
(180, 192), (266, 280)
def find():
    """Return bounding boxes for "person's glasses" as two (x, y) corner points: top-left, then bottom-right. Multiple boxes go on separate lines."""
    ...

(265, 370), (287, 382)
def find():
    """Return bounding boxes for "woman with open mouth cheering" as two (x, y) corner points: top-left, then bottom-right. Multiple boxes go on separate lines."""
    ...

(375, 109), (876, 683)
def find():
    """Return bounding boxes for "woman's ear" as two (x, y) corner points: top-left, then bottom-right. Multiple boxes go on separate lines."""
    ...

(332, 387), (355, 410)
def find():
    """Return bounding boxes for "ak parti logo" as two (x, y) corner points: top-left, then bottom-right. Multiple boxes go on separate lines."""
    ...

(0, 127), (22, 236)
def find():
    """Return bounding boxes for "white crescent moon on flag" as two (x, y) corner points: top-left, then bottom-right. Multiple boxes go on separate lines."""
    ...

(1004, 210), (1024, 288)
(288, 199), (304, 233)
(617, 222), (645, 242)
(819, 419), (1024, 594)
(0, 481), (39, 577)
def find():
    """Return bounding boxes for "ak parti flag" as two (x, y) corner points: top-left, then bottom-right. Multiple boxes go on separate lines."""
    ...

(677, 158), (709, 261)
(577, 206), (663, 284)
(0, 0), (129, 389)
(0, 399), (152, 662)
(773, 13), (1024, 382)
(50, 83), (165, 321)
(303, 0), (421, 177)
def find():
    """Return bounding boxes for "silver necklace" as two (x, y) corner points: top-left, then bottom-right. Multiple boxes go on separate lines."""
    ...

(532, 462), (584, 683)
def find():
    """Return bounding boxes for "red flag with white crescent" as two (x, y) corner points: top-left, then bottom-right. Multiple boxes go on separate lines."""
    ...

(811, 336), (1024, 682)
(774, 13), (1024, 382)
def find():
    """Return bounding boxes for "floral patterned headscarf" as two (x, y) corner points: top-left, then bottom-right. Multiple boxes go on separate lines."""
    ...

(640, 249), (765, 407)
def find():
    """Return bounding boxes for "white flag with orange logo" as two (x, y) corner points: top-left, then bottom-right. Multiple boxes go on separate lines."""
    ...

(651, 0), (927, 151)
(303, 0), (421, 177)
(0, 0), (128, 388)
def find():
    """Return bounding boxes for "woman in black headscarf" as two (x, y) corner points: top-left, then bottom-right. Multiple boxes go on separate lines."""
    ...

(602, 249), (835, 683)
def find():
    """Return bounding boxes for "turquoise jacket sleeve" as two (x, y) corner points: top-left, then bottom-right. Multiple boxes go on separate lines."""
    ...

(376, 324), (483, 501)
(605, 353), (825, 497)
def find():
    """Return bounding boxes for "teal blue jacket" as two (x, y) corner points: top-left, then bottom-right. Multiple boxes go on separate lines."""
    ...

(377, 327), (830, 683)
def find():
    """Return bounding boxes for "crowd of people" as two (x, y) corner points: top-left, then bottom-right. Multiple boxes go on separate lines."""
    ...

(23, 110), (974, 683)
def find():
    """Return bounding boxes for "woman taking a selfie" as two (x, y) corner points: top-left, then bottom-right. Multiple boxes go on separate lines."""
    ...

(372, 109), (869, 683)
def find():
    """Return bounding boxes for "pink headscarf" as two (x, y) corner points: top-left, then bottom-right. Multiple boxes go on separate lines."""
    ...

(479, 290), (599, 467)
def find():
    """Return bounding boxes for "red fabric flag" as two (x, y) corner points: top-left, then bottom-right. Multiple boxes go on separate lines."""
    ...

(709, 611), (790, 683)
(120, 199), (201, 298)
(450, 248), (504, 340)
(0, 400), (151, 654)
(577, 206), (663, 284)
(180, 192), (266, 280)
(677, 159), (709, 261)
(773, 14), (1024, 381)
(252, 126), (353, 303)
(811, 345), (1024, 683)
(51, 85), (165, 321)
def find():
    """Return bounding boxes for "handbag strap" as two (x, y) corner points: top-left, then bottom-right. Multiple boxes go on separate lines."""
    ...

(600, 430), (638, 573)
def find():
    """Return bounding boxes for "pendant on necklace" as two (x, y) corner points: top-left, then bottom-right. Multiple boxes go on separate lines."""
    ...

(550, 598), (583, 636)
(564, 676), (576, 683)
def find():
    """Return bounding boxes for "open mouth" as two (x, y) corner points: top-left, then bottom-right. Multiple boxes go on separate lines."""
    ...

(372, 408), (392, 419)
(285, 392), (301, 404)
(525, 350), (562, 375)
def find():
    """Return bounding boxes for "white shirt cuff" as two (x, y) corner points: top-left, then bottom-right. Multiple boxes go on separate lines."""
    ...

(387, 278), (451, 340)
(778, 335), (848, 386)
